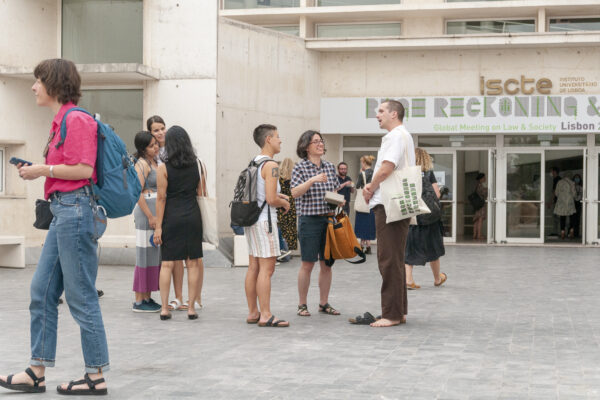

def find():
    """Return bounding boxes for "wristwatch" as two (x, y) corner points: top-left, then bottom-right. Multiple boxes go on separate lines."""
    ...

(49, 165), (54, 178)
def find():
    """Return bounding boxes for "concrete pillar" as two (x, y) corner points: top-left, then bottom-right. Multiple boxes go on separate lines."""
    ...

(538, 8), (546, 33)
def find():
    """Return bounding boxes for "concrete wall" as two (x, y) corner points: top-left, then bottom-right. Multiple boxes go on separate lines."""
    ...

(319, 47), (600, 97)
(217, 18), (320, 246)
(0, 0), (60, 246)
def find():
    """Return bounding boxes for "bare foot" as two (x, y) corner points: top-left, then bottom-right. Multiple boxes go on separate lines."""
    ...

(246, 311), (260, 323)
(58, 372), (106, 392)
(370, 318), (404, 327)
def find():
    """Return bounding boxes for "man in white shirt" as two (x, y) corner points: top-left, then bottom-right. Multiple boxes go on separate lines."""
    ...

(363, 100), (415, 327)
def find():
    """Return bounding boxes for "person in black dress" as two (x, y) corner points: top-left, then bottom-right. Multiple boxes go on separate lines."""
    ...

(154, 126), (204, 320)
(405, 148), (447, 289)
(354, 155), (376, 254)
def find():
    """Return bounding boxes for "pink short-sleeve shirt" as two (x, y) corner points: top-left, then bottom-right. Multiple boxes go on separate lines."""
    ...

(44, 103), (98, 199)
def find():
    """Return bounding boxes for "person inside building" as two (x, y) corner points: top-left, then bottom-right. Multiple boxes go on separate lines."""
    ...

(554, 172), (577, 240)
(291, 130), (341, 317)
(572, 173), (583, 238)
(131, 131), (162, 312)
(549, 166), (561, 236)
(405, 148), (447, 289)
(354, 155), (376, 254)
(336, 161), (354, 215)
(472, 172), (488, 240)
(243, 124), (290, 327)
(154, 126), (204, 321)
(0, 58), (109, 395)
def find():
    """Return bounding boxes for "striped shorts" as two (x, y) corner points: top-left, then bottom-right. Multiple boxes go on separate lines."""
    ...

(244, 221), (281, 259)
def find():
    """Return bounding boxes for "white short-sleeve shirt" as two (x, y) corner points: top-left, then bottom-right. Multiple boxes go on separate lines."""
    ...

(370, 124), (416, 208)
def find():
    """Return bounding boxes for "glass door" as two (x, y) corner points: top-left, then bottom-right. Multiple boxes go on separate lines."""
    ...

(591, 149), (600, 244)
(429, 151), (456, 243)
(487, 149), (497, 244)
(500, 150), (545, 243)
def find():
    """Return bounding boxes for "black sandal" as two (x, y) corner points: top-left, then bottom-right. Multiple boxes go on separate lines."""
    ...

(348, 312), (377, 325)
(56, 373), (107, 396)
(258, 315), (289, 328)
(0, 367), (46, 393)
(297, 304), (310, 316)
(318, 303), (340, 315)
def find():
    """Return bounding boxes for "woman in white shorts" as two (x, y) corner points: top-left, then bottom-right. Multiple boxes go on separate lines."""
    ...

(244, 124), (290, 328)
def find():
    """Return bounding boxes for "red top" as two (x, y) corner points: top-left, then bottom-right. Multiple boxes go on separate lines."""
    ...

(44, 103), (98, 199)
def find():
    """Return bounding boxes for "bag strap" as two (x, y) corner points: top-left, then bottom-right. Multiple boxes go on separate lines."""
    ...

(197, 158), (209, 197)
(57, 107), (94, 149)
(254, 157), (275, 233)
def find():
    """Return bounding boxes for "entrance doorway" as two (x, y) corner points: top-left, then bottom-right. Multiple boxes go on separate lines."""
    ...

(428, 149), (492, 244)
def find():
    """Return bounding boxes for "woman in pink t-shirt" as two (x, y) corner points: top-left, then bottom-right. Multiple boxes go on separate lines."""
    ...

(0, 59), (109, 395)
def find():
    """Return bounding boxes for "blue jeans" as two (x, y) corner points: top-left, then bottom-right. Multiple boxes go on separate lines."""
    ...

(29, 188), (109, 373)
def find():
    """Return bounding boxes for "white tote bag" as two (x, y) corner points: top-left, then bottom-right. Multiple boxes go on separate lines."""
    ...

(196, 159), (219, 247)
(353, 171), (370, 214)
(379, 147), (430, 224)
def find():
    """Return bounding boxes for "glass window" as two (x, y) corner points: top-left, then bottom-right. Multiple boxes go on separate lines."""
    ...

(596, 134), (600, 145)
(417, 135), (496, 148)
(223, 0), (299, 9)
(447, 20), (535, 34)
(265, 26), (300, 36)
(318, 0), (400, 5)
(505, 135), (587, 147)
(78, 90), (143, 153)
(0, 147), (4, 194)
(62, 0), (142, 63)
(446, 0), (508, 2)
(549, 18), (600, 32)
(317, 23), (401, 38)
(343, 136), (384, 148)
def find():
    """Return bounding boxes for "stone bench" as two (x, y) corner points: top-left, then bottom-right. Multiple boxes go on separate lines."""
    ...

(0, 236), (25, 268)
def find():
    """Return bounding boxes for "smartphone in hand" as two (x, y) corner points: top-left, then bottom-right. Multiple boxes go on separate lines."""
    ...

(9, 157), (32, 166)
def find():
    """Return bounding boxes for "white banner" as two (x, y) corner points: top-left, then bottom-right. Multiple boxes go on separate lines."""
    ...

(321, 95), (600, 134)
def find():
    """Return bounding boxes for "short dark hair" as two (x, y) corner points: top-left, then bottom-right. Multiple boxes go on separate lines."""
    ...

(383, 100), (405, 122)
(337, 162), (348, 169)
(253, 124), (277, 148)
(476, 172), (485, 181)
(133, 131), (155, 160)
(165, 126), (196, 169)
(33, 59), (81, 105)
(296, 130), (325, 159)
(551, 166), (560, 174)
(146, 115), (165, 131)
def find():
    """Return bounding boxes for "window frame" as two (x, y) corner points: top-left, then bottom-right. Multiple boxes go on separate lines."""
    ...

(317, 0), (401, 6)
(0, 147), (5, 195)
(445, 17), (537, 35)
(314, 21), (403, 39)
(547, 15), (600, 33)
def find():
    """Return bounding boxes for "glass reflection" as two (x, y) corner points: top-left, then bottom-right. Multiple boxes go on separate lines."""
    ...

(507, 203), (540, 238)
(432, 154), (453, 201)
(506, 153), (541, 201)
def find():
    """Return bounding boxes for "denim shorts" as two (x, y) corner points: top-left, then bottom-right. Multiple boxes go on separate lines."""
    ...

(298, 215), (329, 262)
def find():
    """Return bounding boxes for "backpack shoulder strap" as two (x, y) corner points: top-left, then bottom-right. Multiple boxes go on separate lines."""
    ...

(57, 107), (94, 149)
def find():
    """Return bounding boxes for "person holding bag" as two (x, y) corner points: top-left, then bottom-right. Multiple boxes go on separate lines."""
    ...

(405, 148), (447, 290)
(354, 155), (376, 254)
(361, 100), (415, 328)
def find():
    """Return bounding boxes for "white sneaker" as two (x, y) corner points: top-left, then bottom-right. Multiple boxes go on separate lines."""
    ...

(277, 250), (292, 262)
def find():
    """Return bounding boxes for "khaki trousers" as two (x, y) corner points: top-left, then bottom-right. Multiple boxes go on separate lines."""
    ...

(373, 205), (409, 320)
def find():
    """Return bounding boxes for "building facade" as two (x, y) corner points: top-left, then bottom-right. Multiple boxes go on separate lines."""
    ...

(0, 0), (599, 264)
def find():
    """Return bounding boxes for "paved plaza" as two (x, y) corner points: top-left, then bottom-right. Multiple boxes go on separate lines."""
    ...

(1, 246), (599, 399)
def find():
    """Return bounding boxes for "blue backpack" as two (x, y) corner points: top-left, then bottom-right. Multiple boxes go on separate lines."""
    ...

(58, 107), (141, 218)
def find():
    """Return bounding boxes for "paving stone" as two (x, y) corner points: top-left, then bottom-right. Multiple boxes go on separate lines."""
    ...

(0, 246), (599, 399)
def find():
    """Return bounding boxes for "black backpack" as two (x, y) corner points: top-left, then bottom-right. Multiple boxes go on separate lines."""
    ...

(417, 171), (442, 226)
(230, 157), (275, 231)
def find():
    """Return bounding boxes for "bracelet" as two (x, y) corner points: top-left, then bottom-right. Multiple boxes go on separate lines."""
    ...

(49, 165), (54, 178)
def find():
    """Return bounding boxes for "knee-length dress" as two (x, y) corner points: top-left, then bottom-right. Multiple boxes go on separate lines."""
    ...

(354, 168), (376, 240)
(161, 162), (203, 261)
(277, 177), (298, 250)
(133, 163), (160, 292)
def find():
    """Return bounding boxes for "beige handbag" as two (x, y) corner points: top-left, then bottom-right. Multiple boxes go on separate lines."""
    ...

(353, 171), (370, 214)
(380, 146), (430, 224)
(196, 159), (219, 247)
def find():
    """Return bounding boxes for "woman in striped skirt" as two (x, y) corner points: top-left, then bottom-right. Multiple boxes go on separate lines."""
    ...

(132, 131), (162, 312)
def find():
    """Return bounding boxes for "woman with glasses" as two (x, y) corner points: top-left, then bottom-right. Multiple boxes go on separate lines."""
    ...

(291, 130), (342, 317)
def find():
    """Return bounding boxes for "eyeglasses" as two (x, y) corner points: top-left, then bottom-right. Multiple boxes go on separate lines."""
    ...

(310, 139), (325, 145)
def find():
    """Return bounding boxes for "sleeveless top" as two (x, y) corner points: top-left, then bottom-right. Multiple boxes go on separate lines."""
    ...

(139, 159), (157, 192)
(255, 155), (280, 223)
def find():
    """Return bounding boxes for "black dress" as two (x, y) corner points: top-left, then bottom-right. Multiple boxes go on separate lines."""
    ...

(405, 170), (445, 266)
(161, 162), (203, 261)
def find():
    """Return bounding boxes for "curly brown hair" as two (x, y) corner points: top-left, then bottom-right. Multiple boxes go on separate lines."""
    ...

(415, 147), (433, 172)
(33, 59), (81, 105)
